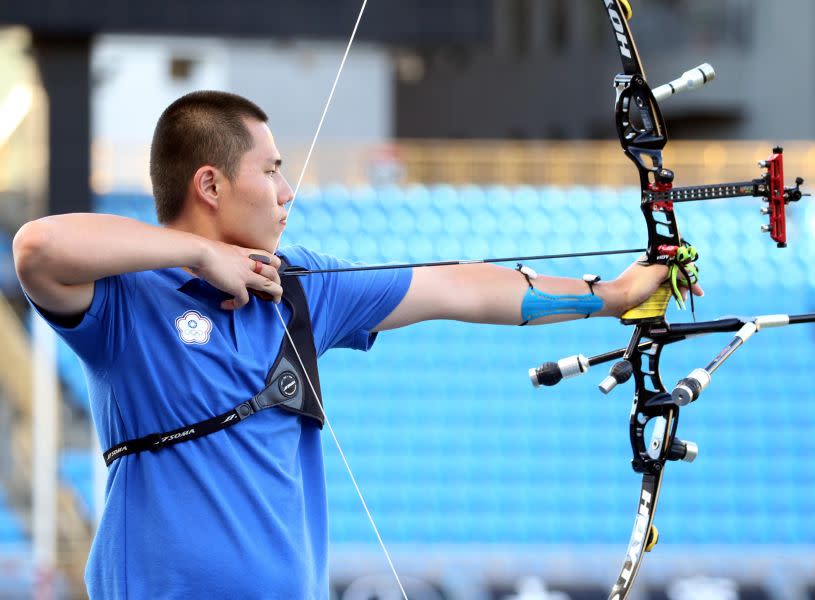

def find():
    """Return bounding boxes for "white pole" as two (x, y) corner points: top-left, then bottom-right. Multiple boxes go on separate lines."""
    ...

(31, 313), (58, 600)
(92, 435), (105, 528)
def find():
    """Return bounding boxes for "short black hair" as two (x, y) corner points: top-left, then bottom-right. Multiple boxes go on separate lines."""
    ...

(149, 90), (268, 223)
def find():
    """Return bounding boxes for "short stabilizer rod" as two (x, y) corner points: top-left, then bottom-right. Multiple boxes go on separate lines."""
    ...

(599, 360), (634, 394)
(529, 354), (590, 387)
(652, 63), (715, 103)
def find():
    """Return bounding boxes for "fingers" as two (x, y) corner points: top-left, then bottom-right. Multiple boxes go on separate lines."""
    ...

(248, 252), (281, 270)
(218, 251), (284, 310)
(675, 274), (704, 301)
(247, 274), (283, 303)
(248, 258), (281, 285)
(221, 287), (250, 311)
(679, 263), (704, 297)
(216, 248), (286, 309)
(246, 253), (283, 303)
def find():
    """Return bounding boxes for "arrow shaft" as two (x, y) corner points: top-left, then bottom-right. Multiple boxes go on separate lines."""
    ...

(281, 247), (646, 276)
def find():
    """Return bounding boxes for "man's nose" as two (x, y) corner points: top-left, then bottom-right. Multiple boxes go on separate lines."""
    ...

(278, 175), (294, 205)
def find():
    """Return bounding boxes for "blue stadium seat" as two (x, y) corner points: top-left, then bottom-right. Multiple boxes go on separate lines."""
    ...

(375, 184), (404, 207)
(79, 188), (815, 548)
(303, 204), (333, 234)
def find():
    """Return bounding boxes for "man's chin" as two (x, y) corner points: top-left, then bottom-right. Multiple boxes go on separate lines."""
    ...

(236, 238), (278, 258)
(271, 233), (284, 250)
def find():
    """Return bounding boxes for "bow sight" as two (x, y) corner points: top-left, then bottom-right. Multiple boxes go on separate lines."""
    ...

(644, 146), (807, 248)
(529, 1), (811, 599)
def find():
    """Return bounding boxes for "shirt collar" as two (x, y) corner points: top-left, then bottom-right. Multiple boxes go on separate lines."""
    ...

(160, 267), (197, 290)
(162, 268), (231, 304)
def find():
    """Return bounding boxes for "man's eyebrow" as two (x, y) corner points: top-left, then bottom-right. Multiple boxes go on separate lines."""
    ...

(267, 158), (283, 167)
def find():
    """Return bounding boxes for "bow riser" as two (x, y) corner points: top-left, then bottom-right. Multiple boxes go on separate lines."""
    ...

(599, 1), (809, 597)
(602, 2), (688, 598)
(625, 334), (679, 472)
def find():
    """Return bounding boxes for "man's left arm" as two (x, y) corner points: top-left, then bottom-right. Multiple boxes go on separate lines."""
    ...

(374, 260), (698, 331)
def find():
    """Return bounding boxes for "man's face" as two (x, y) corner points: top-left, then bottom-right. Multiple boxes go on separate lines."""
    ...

(219, 118), (293, 252)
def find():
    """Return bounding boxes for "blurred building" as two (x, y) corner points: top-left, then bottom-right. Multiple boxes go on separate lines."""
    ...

(1, 0), (814, 214)
(91, 35), (394, 191)
(398, 0), (815, 141)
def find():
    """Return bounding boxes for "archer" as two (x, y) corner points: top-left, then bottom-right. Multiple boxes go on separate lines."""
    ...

(12, 90), (700, 599)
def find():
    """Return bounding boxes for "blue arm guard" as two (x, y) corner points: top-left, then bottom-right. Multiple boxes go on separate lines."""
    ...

(516, 266), (604, 325)
(521, 287), (604, 324)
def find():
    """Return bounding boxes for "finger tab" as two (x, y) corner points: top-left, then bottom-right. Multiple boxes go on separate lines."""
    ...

(248, 253), (272, 265)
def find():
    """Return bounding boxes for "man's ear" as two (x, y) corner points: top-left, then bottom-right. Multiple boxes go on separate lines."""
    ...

(191, 165), (221, 211)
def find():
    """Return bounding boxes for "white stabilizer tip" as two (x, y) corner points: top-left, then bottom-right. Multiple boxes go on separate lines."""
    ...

(598, 376), (618, 395)
(688, 367), (711, 392)
(735, 322), (757, 342)
(652, 63), (716, 103)
(559, 354), (589, 379)
(682, 441), (699, 463)
(755, 314), (790, 329)
(528, 368), (539, 388)
(673, 368), (712, 405)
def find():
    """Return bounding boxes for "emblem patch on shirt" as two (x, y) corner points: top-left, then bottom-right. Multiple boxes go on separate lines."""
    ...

(175, 310), (213, 345)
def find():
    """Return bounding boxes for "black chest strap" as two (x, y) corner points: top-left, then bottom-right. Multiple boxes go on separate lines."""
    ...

(269, 255), (324, 426)
(103, 256), (323, 466)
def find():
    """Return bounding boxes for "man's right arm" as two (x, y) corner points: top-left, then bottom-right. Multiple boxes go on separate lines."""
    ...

(13, 213), (283, 317)
(13, 214), (211, 317)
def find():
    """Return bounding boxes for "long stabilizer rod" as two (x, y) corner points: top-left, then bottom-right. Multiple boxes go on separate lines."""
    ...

(671, 312), (815, 404)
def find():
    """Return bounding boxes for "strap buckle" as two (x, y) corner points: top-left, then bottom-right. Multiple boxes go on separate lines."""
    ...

(235, 402), (255, 420)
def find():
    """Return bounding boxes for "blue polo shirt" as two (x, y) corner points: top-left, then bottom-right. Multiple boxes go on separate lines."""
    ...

(33, 245), (411, 600)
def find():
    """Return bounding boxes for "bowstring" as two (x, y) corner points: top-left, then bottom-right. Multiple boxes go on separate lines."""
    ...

(286, 2), (365, 218)
(271, 1), (409, 598)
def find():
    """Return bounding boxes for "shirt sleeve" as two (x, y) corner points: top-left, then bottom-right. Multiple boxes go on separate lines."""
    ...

(279, 246), (412, 355)
(25, 273), (137, 370)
